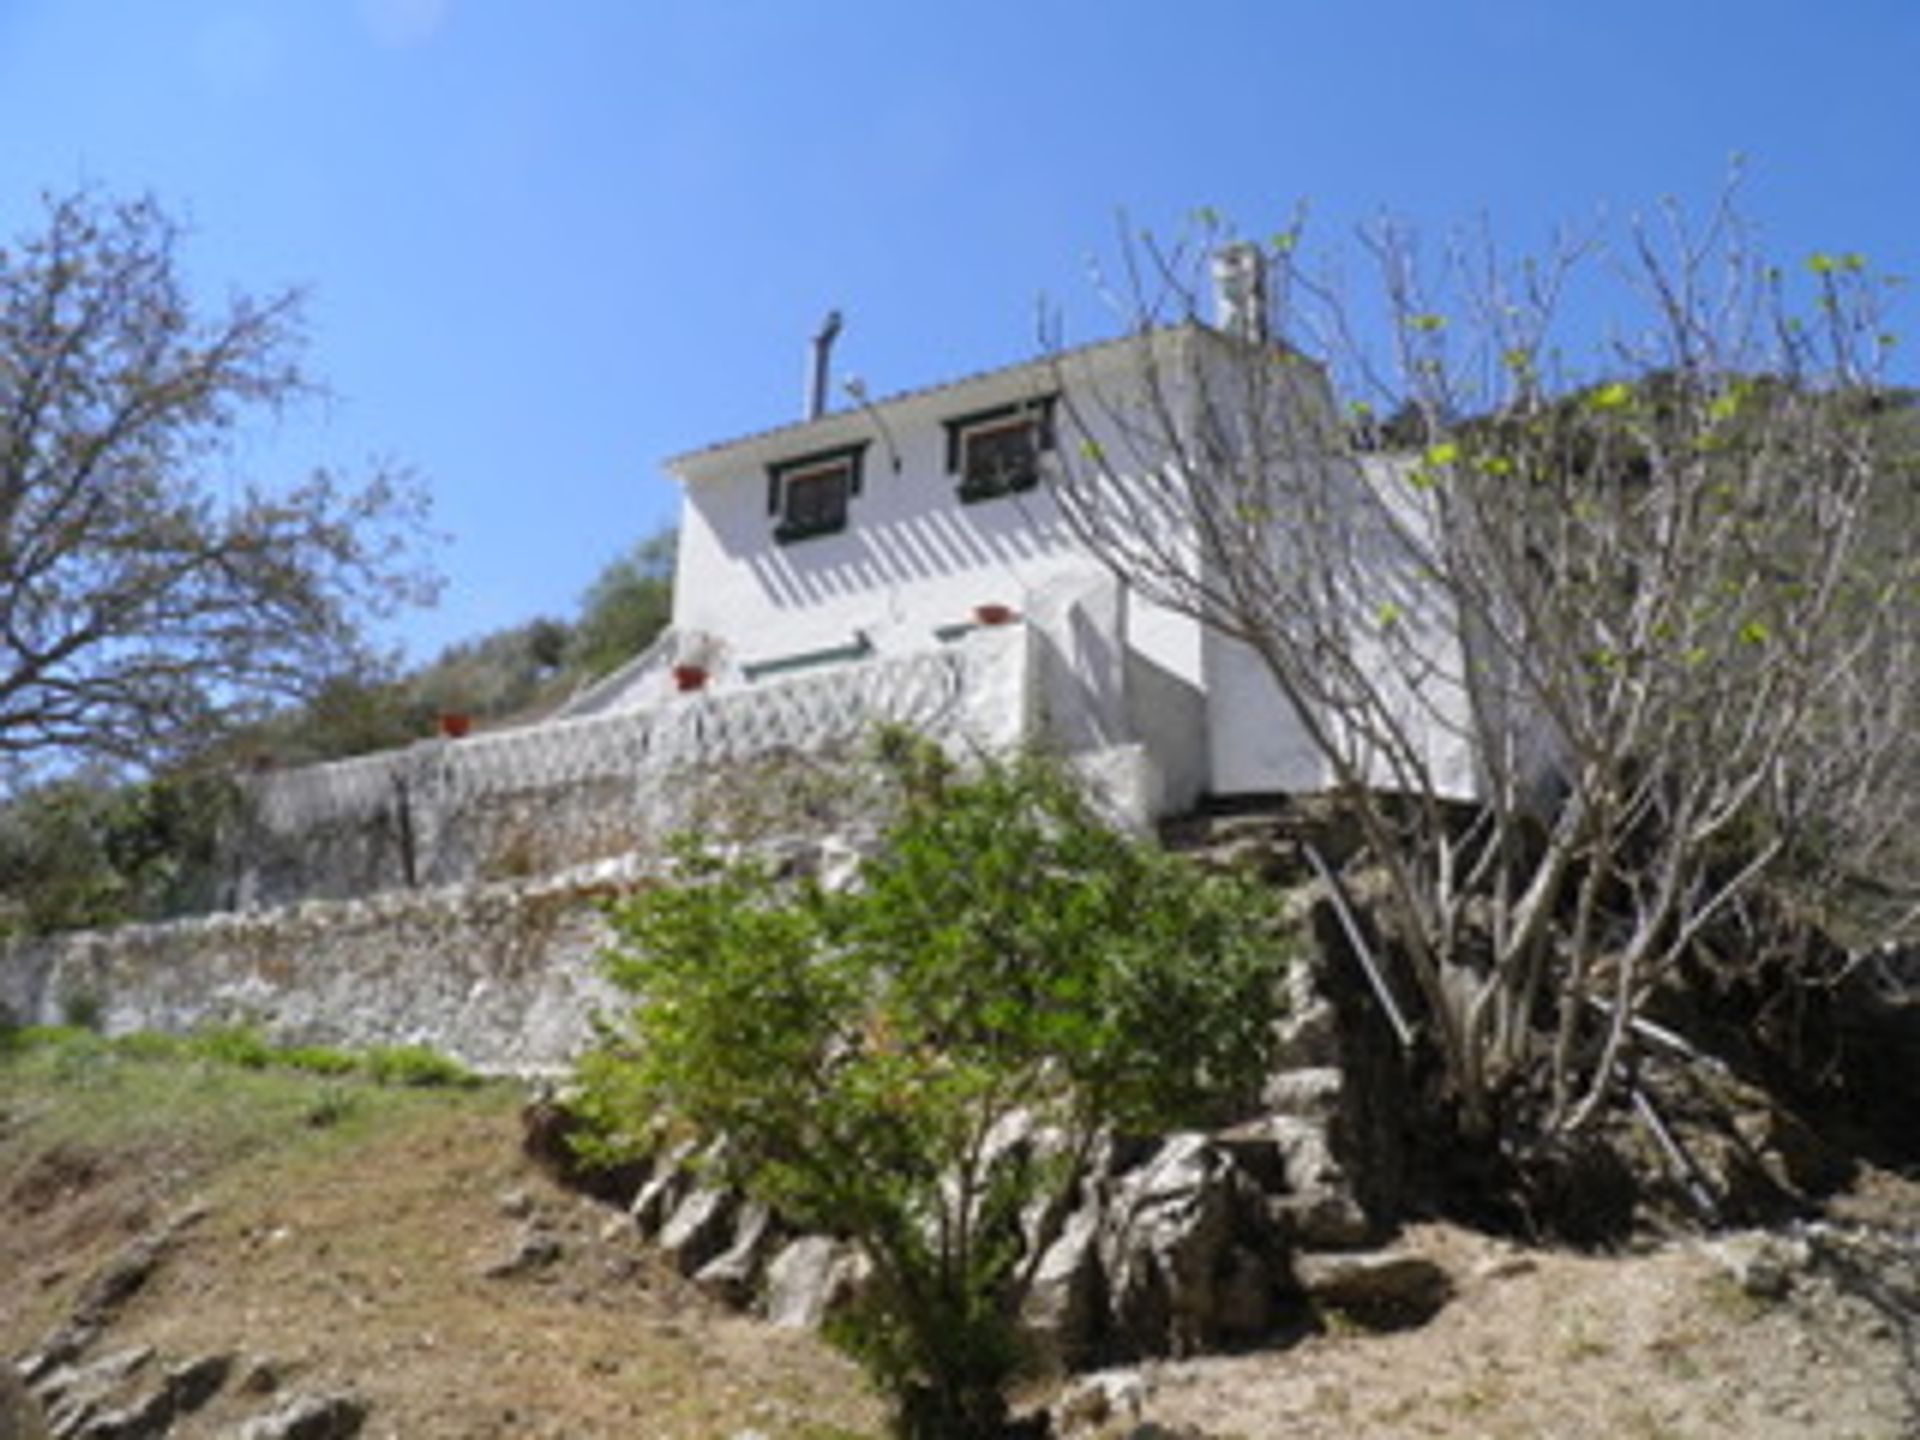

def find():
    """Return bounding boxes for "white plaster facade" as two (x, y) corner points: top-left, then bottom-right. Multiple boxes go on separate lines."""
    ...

(567, 324), (1458, 818)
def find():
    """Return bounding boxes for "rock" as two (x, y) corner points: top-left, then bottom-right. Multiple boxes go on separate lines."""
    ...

(70, 1379), (176, 1440)
(495, 1187), (534, 1219)
(70, 1236), (168, 1326)
(760, 1237), (869, 1330)
(1703, 1230), (1810, 1301)
(165, 1353), (234, 1416)
(1261, 1066), (1344, 1123)
(1021, 1205), (1105, 1371)
(1053, 1368), (1152, 1434)
(1099, 1133), (1279, 1357)
(1469, 1249), (1538, 1285)
(628, 1140), (698, 1238)
(482, 1224), (563, 1279)
(226, 1390), (368, 1440)
(1213, 1243), (1278, 1340)
(657, 1186), (741, 1277)
(1269, 966), (1341, 1068)
(37, 1346), (155, 1435)
(17, 1323), (101, 1387)
(1260, 1114), (1372, 1250)
(1293, 1249), (1453, 1326)
(693, 1200), (779, 1304)
(1730, 1103), (1850, 1197)
(0, 1365), (51, 1440)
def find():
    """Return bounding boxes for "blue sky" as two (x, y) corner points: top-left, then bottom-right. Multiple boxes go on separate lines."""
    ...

(2, 1), (1915, 662)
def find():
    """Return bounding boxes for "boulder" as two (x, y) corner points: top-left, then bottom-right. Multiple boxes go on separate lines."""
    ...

(1098, 1133), (1280, 1357)
(1702, 1230), (1811, 1301)
(1262, 1115), (1372, 1250)
(226, 1390), (368, 1440)
(1021, 1205), (1105, 1371)
(656, 1186), (741, 1277)
(1052, 1368), (1152, 1435)
(760, 1237), (869, 1330)
(166, 1352), (234, 1417)
(482, 1222), (563, 1279)
(628, 1139), (699, 1238)
(693, 1200), (781, 1304)
(37, 1346), (154, 1436)
(1292, 1249), (1452, 1326)
(69, 1381), (177, 1440)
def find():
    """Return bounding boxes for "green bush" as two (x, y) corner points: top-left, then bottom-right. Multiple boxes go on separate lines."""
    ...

(362, 1044), (478, 1089)
(575, 741), (1292, 1438)
(280, 1044), (360, 1077)
(190, 1024), (276, 1069)
(110, 1031), (194, 1062)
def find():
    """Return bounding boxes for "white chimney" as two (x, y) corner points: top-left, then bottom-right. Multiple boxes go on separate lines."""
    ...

(1210, 243), (1269, 344)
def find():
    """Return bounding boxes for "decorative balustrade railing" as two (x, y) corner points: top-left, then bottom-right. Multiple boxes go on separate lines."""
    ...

(233, 632), (1028, 907)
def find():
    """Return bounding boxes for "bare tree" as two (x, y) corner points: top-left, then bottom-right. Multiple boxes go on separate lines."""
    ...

(1052, 190), (1918, 1141)
(0, 190), (437, 784)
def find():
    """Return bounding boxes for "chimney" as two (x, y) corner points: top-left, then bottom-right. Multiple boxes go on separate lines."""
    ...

(806, 310), (843, 421)
(1210, 243), (1268, 344)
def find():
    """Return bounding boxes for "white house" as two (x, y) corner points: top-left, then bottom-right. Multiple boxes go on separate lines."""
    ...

(556, 306), (1420, 825)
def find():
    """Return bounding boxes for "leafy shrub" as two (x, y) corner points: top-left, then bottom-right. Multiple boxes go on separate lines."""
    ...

(575, 741), (1292, 1437)
(0, 771), (237, 934)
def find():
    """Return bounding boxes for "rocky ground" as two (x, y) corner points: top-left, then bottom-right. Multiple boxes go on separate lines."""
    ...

(4, 1043), (1916, 1439)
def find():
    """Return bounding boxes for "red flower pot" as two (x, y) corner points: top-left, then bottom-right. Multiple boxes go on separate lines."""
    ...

(973, 603), (1016, 627)
(672, 664), (709, 693)
(437, 712), (471, 739)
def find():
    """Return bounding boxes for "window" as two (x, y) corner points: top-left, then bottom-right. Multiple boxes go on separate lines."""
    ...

(945, 396), (1057, 503)
(767, 442), (868, 544)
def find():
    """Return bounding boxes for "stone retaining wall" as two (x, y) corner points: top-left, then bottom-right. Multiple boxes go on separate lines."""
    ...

(0, 866), (630, 1074)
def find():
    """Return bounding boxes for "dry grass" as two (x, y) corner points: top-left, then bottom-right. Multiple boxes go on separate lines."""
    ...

(4, 1030), (1915, 1439)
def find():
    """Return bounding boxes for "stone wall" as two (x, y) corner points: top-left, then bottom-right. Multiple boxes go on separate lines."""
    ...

(0, 865), (628, 1074)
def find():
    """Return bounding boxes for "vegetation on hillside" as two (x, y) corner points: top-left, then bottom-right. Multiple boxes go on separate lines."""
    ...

(0, 525), (675, 935)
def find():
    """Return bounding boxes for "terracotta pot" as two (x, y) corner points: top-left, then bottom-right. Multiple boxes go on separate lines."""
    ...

(437, 712), (471, 739)
(672, 664), (709, 693)
(973, 603), (1016, 627)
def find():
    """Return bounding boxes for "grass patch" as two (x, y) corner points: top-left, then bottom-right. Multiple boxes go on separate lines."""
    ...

(0, 1023), (477, 1089)
(0, 1025), (494, 1169)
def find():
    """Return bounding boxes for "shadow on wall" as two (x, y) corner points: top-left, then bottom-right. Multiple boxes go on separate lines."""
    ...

(734, 496), (1078, 611)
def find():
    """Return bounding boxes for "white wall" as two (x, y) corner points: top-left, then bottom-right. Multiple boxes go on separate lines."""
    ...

(669, 349), (1206, 697)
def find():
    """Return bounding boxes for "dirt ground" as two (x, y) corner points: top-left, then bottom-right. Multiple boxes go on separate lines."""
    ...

(4, 1061), (1916, 1439)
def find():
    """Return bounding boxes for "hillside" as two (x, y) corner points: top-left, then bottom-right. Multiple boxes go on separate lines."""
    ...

(3, 1031), (1915, 1439)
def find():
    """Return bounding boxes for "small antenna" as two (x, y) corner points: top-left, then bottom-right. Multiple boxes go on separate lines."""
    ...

(844, 377), (903, 474)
